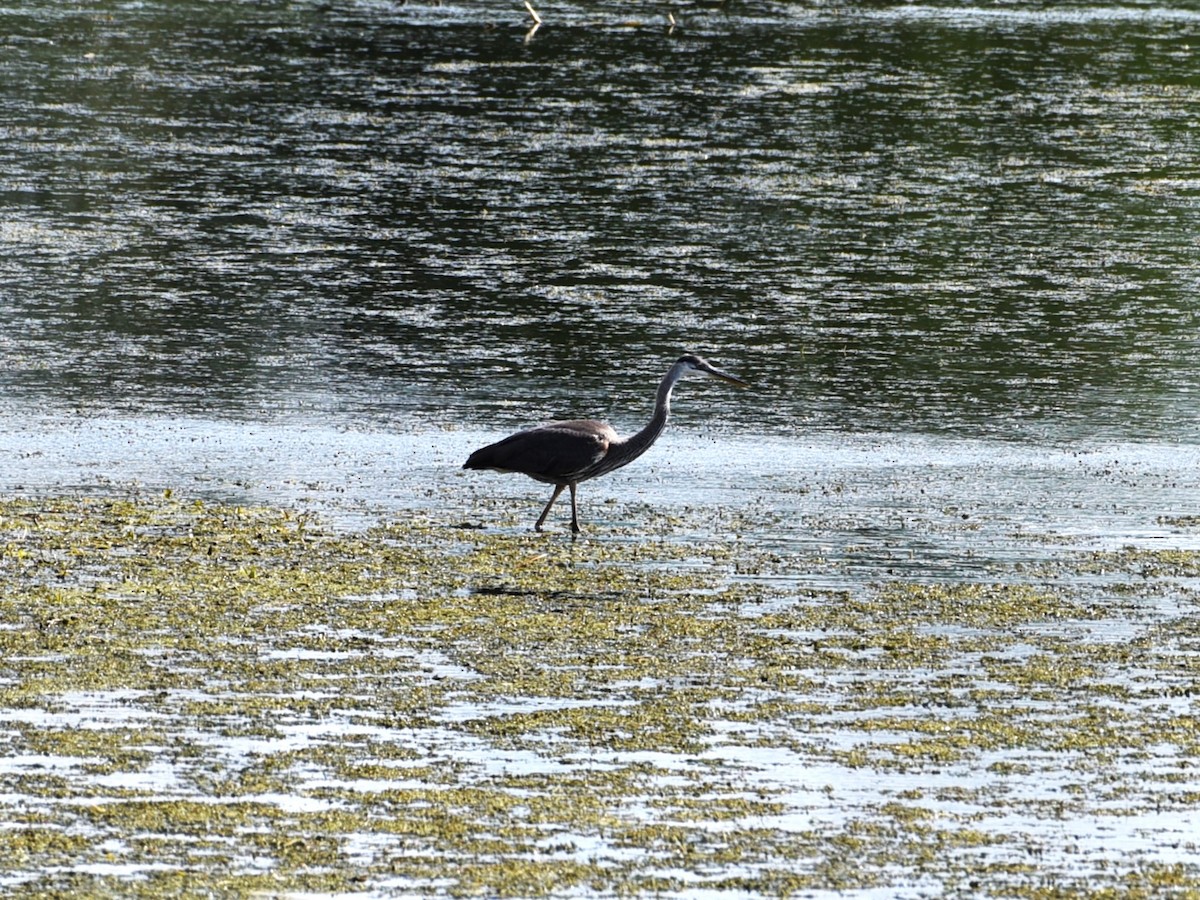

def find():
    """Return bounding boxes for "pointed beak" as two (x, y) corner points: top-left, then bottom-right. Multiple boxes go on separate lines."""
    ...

(700, 362), (750, 388)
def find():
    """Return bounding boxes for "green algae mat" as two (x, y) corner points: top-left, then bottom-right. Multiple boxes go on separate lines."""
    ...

(1, 495), (1199, 897)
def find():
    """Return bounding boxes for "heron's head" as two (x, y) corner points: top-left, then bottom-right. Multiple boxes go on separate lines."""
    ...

(677, 354), (749, 387)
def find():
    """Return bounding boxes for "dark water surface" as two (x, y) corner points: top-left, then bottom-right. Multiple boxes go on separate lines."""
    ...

(3, 1), (1200, 440)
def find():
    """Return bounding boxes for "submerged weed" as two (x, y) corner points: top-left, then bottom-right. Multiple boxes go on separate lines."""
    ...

(0, 494), (1198, 896)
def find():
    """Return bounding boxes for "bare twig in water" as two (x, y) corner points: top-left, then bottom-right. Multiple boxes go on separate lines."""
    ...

(523, 0), (541, 42)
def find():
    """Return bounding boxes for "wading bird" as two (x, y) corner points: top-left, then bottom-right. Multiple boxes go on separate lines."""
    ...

(462, 354), (748, 533)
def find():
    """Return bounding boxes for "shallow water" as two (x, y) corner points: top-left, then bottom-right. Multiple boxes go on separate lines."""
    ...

(4, 412), (1199, 577)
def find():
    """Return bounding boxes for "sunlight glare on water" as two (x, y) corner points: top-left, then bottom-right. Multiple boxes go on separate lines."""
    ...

(1, 0), (1198, 442)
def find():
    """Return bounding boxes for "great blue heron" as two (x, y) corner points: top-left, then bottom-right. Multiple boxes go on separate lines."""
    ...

(462, 354), (748, 533)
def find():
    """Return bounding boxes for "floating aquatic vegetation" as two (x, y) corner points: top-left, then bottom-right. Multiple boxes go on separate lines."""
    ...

(0, 494), (1198, 896)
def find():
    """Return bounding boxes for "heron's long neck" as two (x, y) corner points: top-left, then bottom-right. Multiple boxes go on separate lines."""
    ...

(608, 364), (685, 468)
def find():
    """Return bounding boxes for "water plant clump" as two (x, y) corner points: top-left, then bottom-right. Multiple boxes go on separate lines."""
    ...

(0, 494), (1198, 897)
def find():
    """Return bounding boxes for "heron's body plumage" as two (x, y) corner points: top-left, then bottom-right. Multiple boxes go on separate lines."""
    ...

(464, 420), (617, 484)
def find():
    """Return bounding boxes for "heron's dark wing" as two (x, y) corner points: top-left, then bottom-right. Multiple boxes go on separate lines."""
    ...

(464, 420), (616, 480)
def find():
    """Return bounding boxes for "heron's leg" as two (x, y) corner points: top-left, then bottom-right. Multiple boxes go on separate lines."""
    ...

(568, 483), (581, 533)
(535, 484), (566, 532)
